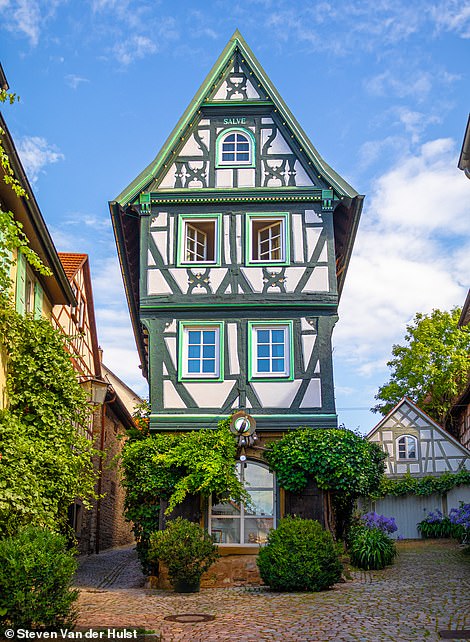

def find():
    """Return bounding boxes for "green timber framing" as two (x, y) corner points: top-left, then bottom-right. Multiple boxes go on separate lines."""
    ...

(110, 30), (363, 432)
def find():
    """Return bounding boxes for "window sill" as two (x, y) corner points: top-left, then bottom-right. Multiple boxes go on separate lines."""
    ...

(217, 545), (261, 555)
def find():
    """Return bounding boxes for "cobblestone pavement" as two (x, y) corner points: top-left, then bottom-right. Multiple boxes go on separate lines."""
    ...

(75, 545), (145, 589)
(76, 540), (470, 641)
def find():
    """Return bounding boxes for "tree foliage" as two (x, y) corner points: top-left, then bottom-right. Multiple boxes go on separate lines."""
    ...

(373, 308), (470, 422)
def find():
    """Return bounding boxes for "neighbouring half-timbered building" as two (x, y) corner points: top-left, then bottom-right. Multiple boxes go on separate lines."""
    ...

(111, 32), (363, 560)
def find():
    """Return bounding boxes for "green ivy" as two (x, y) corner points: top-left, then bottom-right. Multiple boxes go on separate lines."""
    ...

(120, 419), (246, 569)
(265, 427), (386, 495)
(0, 306), (98, 538)
(371, 469), (470, 499)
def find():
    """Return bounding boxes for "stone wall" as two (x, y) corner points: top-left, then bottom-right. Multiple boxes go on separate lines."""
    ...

(155, 554), (262, 589)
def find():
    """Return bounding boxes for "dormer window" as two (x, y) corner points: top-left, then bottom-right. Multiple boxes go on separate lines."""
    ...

(216, 129), (255, 167)
(397, 435), (417, 460)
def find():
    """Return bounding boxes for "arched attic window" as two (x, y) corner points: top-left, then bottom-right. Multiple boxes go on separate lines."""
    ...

(216, 128), (255, 167)
(397, 435), (418, 460)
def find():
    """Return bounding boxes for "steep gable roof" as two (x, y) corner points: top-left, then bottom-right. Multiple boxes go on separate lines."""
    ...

(58, 253), (87, 280)
(368, 396), (470, 459)
(115, 30), (359, 206)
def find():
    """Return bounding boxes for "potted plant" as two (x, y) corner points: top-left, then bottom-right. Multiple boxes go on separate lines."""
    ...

(149, 518), (219, 592)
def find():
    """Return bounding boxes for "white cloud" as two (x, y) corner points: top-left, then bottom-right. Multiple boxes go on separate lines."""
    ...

(65, 74), (89, 90)
(334, 136), (469, 380)
(16, 135), (64, 183)
(394, 108), (441, 144)
(431, 3), (470, 38)
(0, 0), (64, 45)
(112, 35), (157, 66)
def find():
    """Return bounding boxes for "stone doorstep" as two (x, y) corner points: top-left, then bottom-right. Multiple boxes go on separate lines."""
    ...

(146, 554), (262, 590)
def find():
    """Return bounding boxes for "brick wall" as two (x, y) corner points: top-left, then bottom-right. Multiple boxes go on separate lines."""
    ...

(77, 404), (134, 554)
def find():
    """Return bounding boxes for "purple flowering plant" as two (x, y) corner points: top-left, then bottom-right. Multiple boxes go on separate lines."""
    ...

(449, 503), (470, 543)
(361, 512), (398, 534)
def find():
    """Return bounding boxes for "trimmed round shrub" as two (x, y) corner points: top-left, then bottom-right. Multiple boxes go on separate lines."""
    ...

(348, 525), (397, 570)
(256, 517), (342, 592)
(0, 526), (78, 628)
(149, 518), (219, 589)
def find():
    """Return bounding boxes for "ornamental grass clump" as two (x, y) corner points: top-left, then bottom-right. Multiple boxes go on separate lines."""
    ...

(256, 517), (343, 592)
(148, 518), (219, 592)
(0, 526), (78, 628)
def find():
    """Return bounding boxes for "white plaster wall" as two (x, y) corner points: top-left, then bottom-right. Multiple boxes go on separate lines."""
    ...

(227, 323), (239, 374)
(147, 269), (172, 296)
(151, 230), (167, 263)
(240, 267), (265, 292)
(305, 227), (322, 260)
(251, 380), (302, 407)
(283, 267), (304, 292)
(184, 381), (236, 408)
(301, 334), (316, 371)
(299, 378), (322, 408)
(292, 214), (304, 263)
(163, 381), (186, 408)
(303, 267), (329, 292)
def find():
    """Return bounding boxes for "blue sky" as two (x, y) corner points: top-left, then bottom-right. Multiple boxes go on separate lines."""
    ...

(1, 0), (469, 433)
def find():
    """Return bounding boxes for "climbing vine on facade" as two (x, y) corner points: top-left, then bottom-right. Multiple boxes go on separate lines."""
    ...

(120, 420), (246, 567)
(0, 308), (99, 537)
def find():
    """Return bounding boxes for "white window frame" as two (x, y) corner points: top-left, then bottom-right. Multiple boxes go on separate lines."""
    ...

(257, 220), (282, 261)
(397, 435), (418, 460)
(218, 130), (253, 166)
(177, 215), (221, 266)
(209, 461), (276, 546)
(250, 323), (291, 379)
(246, 213), (290, 266)
(180, 323), (222, 380)
(185, 222), (208, 262)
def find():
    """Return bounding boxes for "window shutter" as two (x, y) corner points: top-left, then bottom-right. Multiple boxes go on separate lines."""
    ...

(15, 251), (26, 314)
(34, 281), (43, 319)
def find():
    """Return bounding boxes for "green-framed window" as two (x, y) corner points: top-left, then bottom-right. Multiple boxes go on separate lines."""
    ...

(178, 321), (224, 381)
(248, 320), (294, 380)
(176, 213), (222, 267)
(216, 128), (256, 168)
(245, 212), (290, 266)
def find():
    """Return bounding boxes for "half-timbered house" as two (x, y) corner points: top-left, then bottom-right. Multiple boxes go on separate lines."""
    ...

(111, 32), (363, 556)
(364, 398), (470, 538)
(53, 253), (136, 553)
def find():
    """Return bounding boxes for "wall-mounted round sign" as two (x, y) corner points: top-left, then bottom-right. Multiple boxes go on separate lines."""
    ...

(230, 410), (256, 436)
